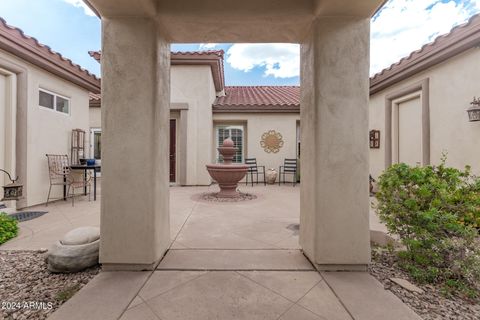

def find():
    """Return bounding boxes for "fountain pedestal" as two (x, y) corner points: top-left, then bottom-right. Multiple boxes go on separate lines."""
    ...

(206, 138), (248, 198)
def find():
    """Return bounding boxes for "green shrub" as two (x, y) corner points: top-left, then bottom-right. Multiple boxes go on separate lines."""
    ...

(375, 158), (480, 298)
(0, 212), (18, 245)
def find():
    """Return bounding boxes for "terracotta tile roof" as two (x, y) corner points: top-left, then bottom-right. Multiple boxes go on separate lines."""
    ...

(213, 86), (300, 113)
(0, 17), (100, 93)
(370, 13), (480, 95)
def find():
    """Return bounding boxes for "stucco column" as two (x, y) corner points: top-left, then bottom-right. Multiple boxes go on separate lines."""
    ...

(100, 18), (171, 270)
(300, 17), (371, 270)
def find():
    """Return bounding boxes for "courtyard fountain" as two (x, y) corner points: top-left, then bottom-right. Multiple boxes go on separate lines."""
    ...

(206, 138), (248, 198)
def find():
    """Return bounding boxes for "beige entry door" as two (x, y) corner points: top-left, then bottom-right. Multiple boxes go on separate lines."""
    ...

(395, 96), (422, 166)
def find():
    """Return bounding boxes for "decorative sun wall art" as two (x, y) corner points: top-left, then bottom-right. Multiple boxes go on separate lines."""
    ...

(260, 130), (284, 153)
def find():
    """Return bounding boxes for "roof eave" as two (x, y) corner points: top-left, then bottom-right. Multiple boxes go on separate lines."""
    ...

(370, 14), (480, 95)
(0, 21), (101, 93)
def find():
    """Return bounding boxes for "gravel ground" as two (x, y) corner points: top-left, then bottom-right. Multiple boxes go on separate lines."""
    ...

(195, 191), (258, 202)
(369, 248), (480, 320)
(0, 250), (100, 320)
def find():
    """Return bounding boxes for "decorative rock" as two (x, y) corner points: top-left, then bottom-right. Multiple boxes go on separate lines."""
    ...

(46, 227), (100, 273)
(265, 168), (277, 184)
(390, 277), (425, 294)
(61, 226), (100, 245)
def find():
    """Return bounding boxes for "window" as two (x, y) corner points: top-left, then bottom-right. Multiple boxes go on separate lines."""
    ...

(216, 125), (244, 163)
(39, 89), (70, 114)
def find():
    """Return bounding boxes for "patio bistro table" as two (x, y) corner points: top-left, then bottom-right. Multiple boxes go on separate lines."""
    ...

(63, 164), (101, 201)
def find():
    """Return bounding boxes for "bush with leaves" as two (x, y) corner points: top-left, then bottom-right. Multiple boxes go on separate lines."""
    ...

(0, 212), (18, 245)
(375, 158), (480, 298)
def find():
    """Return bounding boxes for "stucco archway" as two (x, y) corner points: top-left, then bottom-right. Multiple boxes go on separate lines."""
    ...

(86, 0), (384, 271)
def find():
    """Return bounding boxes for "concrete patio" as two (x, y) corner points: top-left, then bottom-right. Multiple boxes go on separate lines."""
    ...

(1, 183), (419, 320)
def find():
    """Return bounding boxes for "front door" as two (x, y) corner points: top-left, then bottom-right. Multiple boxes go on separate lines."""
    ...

(170, 119), (176, 182)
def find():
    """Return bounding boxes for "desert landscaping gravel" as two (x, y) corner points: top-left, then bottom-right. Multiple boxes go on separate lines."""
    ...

(369, 248), (480, 320)
(0, 250), (99, 320)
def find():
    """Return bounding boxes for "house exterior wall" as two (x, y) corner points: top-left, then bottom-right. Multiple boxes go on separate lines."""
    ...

(370, 47), (480, 179)
(212, 113), (300, 174)
(0, 49), (91, 208)
(170, 65), (216, 185)
(89, 64), (217, 186)
(89, 106), (101, 129)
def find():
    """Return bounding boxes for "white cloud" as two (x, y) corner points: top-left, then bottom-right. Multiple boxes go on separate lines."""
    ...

(62, 0), (96, 17)
(226, 43), (300, 78)
(371, 0), (480, 75)
(199, 43), (219, 49)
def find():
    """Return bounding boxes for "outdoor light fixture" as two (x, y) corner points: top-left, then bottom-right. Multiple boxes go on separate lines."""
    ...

(467, 97), (480, 122)
(0, 169), (23, 201)
(369, 130), (381, 149)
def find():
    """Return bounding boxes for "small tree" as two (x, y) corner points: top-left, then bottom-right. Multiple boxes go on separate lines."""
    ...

(375, 158), (480, 298)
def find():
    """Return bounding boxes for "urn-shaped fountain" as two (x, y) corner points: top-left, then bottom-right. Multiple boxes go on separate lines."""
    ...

(206, 138), (248, 198)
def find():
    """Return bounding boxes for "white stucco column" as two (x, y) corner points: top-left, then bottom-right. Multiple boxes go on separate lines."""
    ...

(100, 18), (171, 270)
(300, 17), (371, 270)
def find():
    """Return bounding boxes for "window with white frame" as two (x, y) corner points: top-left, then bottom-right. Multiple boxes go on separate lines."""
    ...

(216, 125), (244, 163)
(39, 89), (70, 114)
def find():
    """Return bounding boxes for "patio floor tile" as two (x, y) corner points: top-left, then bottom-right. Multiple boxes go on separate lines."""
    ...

(157, 249), (314, 271)
(297, 280), (352, 320)
(279, 304), (325, 320)
(145, 271), (293, 320)
(120, 303), (160, 320)
(237, 271), (322, 302)
(321, 272), (422, 320)
(138, 270), (206, 301)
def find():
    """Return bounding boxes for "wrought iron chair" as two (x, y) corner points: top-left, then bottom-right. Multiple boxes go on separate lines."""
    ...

(46, 154), (91, 206)
(279, 158), (298, 186)
(245, 158), (266, 186)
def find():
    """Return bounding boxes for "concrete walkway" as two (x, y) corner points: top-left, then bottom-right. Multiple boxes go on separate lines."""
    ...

(2, 184), (419, 320)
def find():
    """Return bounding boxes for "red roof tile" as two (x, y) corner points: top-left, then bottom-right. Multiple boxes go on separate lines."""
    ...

(213, 86), (299, 113)
(0, 17), (100, 93)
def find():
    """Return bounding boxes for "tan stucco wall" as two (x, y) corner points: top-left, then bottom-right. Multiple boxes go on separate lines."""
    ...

(370, 47), (480, 179)
(89, 64), (217, 186)
(212, 113), (300, 174)
(0, 49), (91, 208)
(170, 65), (216, 185)
(89, 106), (101, 129)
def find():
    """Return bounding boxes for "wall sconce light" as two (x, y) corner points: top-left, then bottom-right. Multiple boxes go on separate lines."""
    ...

(467, 97), (480, 122)
(369, 130), (380, 149)
(0, 169), (23, 201)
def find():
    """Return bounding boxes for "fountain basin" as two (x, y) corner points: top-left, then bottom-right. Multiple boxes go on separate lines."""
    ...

(206, 164), (248, 198)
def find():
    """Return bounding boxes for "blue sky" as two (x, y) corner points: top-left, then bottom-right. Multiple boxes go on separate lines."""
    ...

(0, 0), (479, 86)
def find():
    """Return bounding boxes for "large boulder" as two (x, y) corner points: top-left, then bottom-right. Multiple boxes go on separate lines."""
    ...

(46, 227), (100, 273)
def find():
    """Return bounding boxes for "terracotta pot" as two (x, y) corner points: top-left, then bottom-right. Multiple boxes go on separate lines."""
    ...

(266, 169), (277, 184)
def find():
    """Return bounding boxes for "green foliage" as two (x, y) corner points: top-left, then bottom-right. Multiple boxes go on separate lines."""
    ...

(0, 212), (18, 245)
(375, 158), (480, 298)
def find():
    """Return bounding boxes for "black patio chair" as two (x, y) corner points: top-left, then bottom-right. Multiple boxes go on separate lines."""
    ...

(245, 158), (266, 186)
(279, 158), (298, 186)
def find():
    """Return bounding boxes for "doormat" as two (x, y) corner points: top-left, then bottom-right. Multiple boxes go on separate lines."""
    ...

(9, 211), (48, 222)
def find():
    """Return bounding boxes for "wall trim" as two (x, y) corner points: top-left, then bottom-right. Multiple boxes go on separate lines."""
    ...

(384, 78), (430, 168)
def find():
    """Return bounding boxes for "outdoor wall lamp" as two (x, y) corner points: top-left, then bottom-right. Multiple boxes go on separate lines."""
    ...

(467, 97), (480, 122)
(0, 169), (23, 201)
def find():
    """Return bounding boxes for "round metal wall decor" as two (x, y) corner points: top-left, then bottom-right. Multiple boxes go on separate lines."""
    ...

(260, 130), (284, 153)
